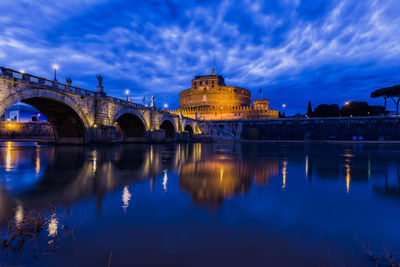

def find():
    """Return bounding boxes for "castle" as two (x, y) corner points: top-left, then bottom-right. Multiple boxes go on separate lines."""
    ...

(170, 69), (278, 120)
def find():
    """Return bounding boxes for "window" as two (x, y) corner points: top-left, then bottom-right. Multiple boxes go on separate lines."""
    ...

(211, 85), (214, 87)
(206, 81), (208, 84)
(212, 81), (214, 84)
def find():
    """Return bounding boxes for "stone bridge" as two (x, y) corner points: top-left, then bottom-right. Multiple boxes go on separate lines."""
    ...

(0, 67), (207, 144)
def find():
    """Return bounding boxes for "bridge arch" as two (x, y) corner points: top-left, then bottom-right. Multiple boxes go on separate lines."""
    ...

(0, 89), (89, 144)
(113, 109), (148, 142)
(159, 118), (176, 141)
(184, 123), (194, 136)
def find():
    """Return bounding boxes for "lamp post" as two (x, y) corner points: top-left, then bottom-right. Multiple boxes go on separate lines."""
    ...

(125, 89), (130, 101)
(163, 103), (168, 110)
(52, 64), (59, 81)
(282, 104), (286, 117)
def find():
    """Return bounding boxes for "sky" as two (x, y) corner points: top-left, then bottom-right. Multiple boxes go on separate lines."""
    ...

(1, 0), (400, 114)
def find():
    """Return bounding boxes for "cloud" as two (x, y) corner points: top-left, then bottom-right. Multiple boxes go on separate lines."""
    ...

(1, 0), (400, 112)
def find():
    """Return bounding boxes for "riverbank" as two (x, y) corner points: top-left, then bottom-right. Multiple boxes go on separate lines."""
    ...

(211, 116), (400, 141)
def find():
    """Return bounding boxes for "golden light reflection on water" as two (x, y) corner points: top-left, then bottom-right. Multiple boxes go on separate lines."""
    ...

(122, 185), (131, 213)
(150, 145), (154, 164)
(345, 163), (351, 194)
(282, 160), (287, 191)
(162, 169), (168, 192)
(35, 146), (40, 174)
(6, 141), (12, 172)
(15, 202), (24, 228)
(47, 213), (58, 237)
(179, 159), (251, 206)
(91, 149), (98, 174)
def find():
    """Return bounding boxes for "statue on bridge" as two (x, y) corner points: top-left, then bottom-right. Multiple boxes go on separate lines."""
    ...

(66, 77), (72, 85)
(96, 74), (106, 96)
(151, 95), (155, 108)
(96, 75), (103, 87)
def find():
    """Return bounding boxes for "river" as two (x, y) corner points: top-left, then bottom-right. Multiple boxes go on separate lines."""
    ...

(0, 141), (399, 266)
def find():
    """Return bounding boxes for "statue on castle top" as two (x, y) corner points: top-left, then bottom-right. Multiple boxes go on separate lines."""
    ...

(151, 95), (155, 108)
(211, 67), (215, 75)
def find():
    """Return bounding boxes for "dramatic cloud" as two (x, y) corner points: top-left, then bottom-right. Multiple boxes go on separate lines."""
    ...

(1, 0), (400, 113)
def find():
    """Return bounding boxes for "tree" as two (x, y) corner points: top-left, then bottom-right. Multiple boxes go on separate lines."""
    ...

(307, 101), (312, 117)
(340, 101), (369, 117)
(371, 85), (400, 115)
(312, 104), (340, 117)
(371, 88), (388, 111)
(340, 101), (386, 117)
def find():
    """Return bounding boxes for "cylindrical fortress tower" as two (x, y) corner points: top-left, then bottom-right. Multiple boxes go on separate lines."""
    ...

(179, 75), (251, 109)
(174, 71), (279, 120)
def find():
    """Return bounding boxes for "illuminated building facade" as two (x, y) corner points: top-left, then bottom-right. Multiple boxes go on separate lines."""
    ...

(170, 70), (279, 120)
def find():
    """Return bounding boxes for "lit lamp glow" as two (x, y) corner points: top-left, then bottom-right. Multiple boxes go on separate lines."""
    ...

(52, 64), (59, 81)
(125, 89), (130, 101)
(163, 103), (168, 109)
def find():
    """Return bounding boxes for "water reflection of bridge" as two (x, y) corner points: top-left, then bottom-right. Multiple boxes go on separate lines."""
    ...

(1, 143), (400, 221)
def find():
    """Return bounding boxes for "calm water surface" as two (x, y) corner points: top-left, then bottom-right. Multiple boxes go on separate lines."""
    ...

(0, 142), (400, 266)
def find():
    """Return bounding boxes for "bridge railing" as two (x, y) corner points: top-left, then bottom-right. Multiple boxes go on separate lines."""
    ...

(106, 96), (152, 110)
(0, 67), (98, 97)
(0, 66), (178, 114)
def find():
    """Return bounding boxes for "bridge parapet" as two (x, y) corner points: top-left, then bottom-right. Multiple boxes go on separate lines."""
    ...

(0, 67), (209, 144)
(0, 67), (157, 112)
(0, 67), (98, 98)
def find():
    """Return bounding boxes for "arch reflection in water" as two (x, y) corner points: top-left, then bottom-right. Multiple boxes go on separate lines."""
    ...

(0, 143), (187, 221)
(3, 143), (400, 218)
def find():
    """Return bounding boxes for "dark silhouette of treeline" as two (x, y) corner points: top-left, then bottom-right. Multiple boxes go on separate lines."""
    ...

(307, 101), (386, 118)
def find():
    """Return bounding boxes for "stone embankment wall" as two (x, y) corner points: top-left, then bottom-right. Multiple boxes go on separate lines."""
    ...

(0, 122), (53, 140)
(212, 117), (400, 141)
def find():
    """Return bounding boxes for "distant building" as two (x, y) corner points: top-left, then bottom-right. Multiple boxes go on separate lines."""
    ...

(2, 103), (47, 122)
(170, 70), (278, 120)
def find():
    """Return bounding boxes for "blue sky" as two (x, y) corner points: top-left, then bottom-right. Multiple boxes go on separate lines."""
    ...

(1, 0), (400, 114)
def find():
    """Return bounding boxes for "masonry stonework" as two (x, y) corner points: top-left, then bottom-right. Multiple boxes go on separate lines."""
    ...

(0, 67), (204, 144)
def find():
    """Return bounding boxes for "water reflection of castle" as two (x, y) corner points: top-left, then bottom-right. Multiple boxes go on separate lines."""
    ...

(1, 142), (400, 221)
(179, 156), (279, 206)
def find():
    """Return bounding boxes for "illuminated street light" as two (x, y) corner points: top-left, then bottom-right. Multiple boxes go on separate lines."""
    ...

(345, 101), (350, 106)
(125, 89), (130, 101)
(282, 104), (286, 108)
(52, 64), (59, 81)
(164, 103), (168, 109)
